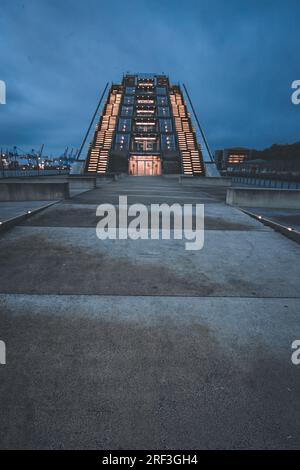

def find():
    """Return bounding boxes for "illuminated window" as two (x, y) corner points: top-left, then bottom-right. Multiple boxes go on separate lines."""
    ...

(136, 108), (155, 115)
(228, 154), (246, 164)
(135, 122), (156, 132)
(137, 99), (154, 105)
(133, 137), (159, 152)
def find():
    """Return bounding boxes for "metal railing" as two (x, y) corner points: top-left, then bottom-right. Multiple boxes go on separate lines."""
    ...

(232, 176), (300, 190)
(0, 169), (70, 178)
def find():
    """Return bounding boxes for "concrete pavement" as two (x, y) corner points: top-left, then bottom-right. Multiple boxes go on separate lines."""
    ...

(0, 176), (299, 449)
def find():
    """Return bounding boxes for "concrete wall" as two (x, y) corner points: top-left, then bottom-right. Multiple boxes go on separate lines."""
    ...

(232, 176), (300, 190)
(0, 182), (69, 201)
(68, 176), (96, 190)
(226, 187), (300, 209)
(180, 176), (231, 186)
(241, 208), (300, 245)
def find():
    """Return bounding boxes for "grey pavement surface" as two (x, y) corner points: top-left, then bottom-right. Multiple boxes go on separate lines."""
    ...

(0, 176), (299, 449)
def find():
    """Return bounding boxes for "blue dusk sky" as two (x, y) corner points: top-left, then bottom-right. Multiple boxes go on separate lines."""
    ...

(0, 0), (299, 156)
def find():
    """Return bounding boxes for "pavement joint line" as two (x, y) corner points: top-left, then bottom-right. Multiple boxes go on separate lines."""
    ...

(79, 194), (218, 200)
(10, 225), (273, 232)
(1, 292), (299, 299)
(97, 189), (212, 194)
(16, 225), (272, 231)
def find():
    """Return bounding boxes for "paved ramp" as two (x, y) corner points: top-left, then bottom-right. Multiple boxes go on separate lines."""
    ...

(0, 176), (299, 449)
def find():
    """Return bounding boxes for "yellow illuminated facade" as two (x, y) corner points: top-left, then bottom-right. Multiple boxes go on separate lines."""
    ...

(85, 74), (204, 176)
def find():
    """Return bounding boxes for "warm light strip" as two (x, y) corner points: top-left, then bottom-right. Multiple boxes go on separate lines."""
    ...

(87, 88), (122, 173)
(137, 100), (154, 104)
(170, 89), (204, 176)
(136, 109), (155, 113)
(135, 122), (156, 126)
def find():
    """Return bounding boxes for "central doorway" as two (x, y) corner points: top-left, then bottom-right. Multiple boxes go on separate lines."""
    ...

(129, 156), (161, 176)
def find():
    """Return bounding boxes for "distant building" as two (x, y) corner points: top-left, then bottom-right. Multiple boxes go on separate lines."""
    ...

(215, 147), (251, 170)
(85, 73), (205, 176)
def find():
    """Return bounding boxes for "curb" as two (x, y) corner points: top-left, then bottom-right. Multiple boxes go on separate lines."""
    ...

(240, 208), (300, 245)
(0, 201), (59, 235)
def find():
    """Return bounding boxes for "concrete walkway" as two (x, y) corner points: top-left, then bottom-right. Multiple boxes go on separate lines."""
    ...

(0, 176), (299, 449)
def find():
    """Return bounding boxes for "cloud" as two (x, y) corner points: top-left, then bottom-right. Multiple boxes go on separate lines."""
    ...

(0, 0), (299, 155)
